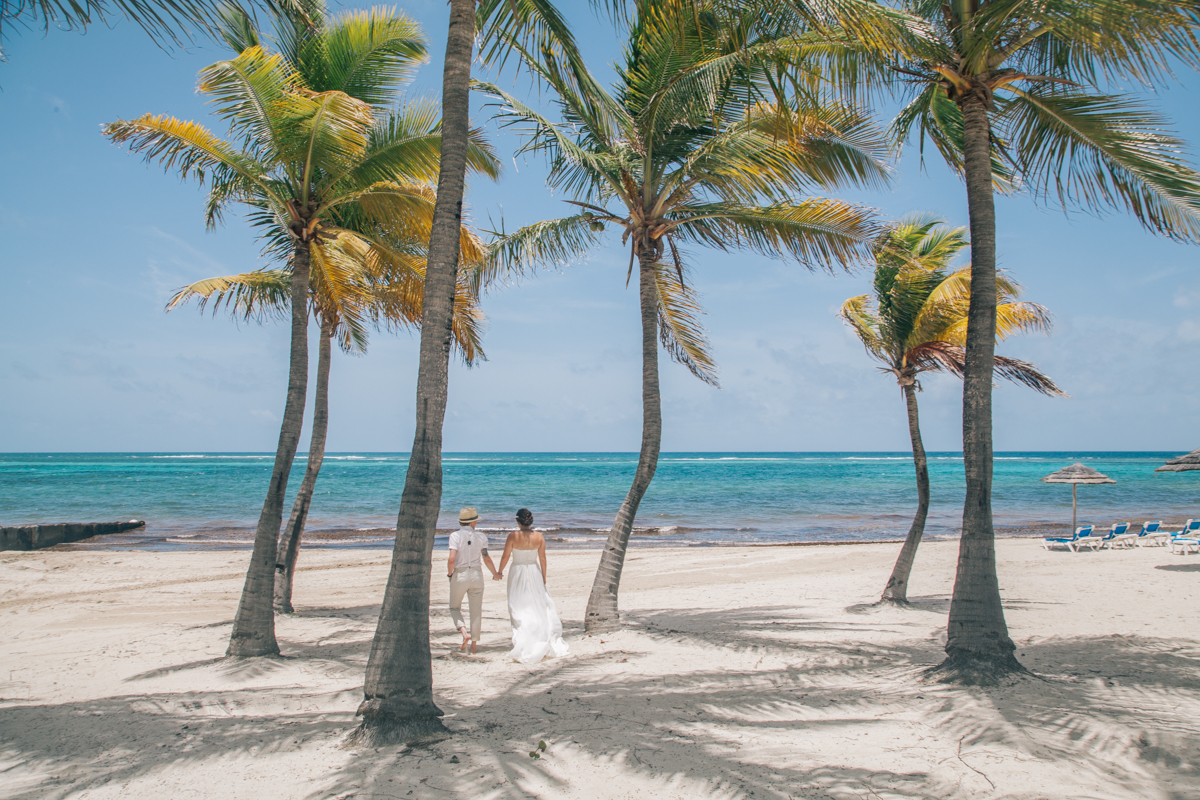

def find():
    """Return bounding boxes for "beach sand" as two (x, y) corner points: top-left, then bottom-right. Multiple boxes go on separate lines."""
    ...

(2, 539), (1197, 799)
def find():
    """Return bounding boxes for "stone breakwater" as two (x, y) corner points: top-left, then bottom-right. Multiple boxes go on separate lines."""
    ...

(1, 520), (146, 551)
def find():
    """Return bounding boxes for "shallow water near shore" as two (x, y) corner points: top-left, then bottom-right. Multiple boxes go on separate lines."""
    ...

(0, 451), (1194, 550)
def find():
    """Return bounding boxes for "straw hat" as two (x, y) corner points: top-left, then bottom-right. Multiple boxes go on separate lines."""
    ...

(459, 507), (480, 523)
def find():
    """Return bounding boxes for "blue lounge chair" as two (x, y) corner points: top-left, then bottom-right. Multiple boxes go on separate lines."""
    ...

(1088, 522), (1130, 551)
(1170, 519), (1200, 554)
(1115, 520), (1163, 548)
(1043, 525), (1094, 552)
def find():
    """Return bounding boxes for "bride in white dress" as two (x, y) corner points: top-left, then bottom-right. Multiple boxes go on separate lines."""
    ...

(495, 508), (569, 664)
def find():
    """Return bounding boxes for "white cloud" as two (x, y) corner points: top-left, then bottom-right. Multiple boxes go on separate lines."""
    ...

(1177, 320), (1200, 342)
(1174, 285), (1200, 309)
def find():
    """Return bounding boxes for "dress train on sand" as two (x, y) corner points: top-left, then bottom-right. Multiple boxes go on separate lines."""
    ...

(506, 549), (569, 664)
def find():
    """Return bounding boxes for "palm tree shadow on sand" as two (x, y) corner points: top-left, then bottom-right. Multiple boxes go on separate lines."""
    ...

(4, 604), (1199, 800)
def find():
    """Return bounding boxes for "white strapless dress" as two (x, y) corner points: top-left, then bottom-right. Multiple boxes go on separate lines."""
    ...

(506, 549), (569, 664)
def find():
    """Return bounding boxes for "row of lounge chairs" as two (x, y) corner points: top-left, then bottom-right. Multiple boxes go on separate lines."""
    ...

(1042, 520), (1200, 553)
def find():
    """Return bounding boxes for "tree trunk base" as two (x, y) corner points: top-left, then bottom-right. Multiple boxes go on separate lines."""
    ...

(584, 615), (620, 634)
(225, 633), (280, 658)
(875, 596), (911, 608)
(925, 650), (1027, 686)
(274, 567), (295, 614)
(350, 699), (448, 747)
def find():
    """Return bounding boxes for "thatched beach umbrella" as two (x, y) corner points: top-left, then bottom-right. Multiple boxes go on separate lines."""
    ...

(1156, 448), (1200, 472)
(1041, 463), (1116, 530)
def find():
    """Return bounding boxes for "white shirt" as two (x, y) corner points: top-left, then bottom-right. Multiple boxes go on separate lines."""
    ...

(448, 527), (490, 570)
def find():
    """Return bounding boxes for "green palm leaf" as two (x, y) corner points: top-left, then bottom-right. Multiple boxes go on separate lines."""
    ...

(673, 199), (880, 270)
(999, 87), (1200, 241)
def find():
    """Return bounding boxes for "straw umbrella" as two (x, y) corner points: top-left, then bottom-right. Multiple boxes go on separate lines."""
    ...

(1041, 463), (1116, 531)
(1156, 448), (1200, 472)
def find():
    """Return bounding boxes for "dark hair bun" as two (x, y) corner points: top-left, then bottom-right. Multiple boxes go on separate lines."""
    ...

(516, 508), (534, 526)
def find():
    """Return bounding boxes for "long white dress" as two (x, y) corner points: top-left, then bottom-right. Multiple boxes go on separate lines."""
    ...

(506, 549), (569, 664)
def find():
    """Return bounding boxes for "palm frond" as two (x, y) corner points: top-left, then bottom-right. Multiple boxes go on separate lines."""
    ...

(166, 269), (292, 321)
(838, 294), (891, 365)
(1000, 87), (1200, 242)
(345, 180), (436, 241)
(654, 257), (717, 386)
(984, 0), (1200, 86)
(3, 0), (239, 45)
(481, 214), (606, 291)
(905, 339), (966, 377)
(102, 114), (280, 221)
(939, 298), (1054, 345)
(216, 3), (261, 54)
(198, 45), (298, 158)
(992, 354), (1067, 396)
(311, 7), (427, 104)
(274, 88), (373, 197)
(475, 80), (627, 202)
(673, 198), (880, 271)
(891, 83), (1018, 193)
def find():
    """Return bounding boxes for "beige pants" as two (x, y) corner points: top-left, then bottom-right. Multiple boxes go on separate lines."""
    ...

(449, 567), (485, 641)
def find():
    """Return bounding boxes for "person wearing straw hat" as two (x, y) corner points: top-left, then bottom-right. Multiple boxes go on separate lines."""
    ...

(447, 507), (498, 654)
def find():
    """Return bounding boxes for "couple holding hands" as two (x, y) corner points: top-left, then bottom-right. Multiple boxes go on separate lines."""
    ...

(448, 506), (569, 664)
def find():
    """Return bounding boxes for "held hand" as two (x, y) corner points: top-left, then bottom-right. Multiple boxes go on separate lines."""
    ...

(494, 571), (503, 581)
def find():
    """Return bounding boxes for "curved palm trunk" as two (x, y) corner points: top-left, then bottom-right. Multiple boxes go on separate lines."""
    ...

(227, 240), (310, 657)
(353, 0), (474, 744)
(274, 321), (333, 614)
(935, 95), (1022, 682)
(880, 381), (929, 605)
(585, 250), (662, 633)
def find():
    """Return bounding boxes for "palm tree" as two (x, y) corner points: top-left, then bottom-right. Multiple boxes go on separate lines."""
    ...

(840, 215), (1064, 606)
(166, 232), (487, 614)
(871, 0), (1200, 683)
(352, 0), (589, 745)
(104, 18), (497, 657)
(201, 0), (493, 615)
(481, 0), (888, 633)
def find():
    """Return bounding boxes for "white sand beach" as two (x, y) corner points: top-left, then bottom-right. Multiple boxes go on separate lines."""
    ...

(2, 539), (1197, 800)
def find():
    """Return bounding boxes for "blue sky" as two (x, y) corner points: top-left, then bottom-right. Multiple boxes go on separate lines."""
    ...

(1, 2), (1198, 454)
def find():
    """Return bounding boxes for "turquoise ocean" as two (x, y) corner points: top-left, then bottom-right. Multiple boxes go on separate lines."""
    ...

(0, 452), (1195, 550)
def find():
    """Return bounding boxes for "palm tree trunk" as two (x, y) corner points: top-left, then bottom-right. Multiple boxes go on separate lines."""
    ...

(584, 249), (662, 633)
(934, 94), (1022, 682)
(274, 321), (333, 614)
(880, 381), (929, 605)
(353, 0), (474, 744)
(226, 240), (310, 657)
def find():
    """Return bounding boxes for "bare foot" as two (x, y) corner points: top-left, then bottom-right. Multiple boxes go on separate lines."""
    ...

(470, 641), (478, 655)
(459, 628), (470, 652)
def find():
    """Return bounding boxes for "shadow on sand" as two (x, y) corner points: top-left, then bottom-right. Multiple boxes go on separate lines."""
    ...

(2, 606), (1198, 800)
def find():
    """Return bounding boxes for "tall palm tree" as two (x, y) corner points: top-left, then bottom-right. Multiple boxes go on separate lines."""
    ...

(873, 0), (1200, 683)
(482, 0), (889, 633)
(352, 0), (588, 745)
(203, 0), (495, 615)
(167, 231), (487, 614)
(840, 215), (1064, 606)
(104, 21), (497, 657)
